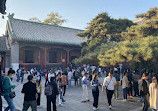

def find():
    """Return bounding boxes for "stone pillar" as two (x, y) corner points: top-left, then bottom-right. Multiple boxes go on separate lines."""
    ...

(11, 42), (19, 71)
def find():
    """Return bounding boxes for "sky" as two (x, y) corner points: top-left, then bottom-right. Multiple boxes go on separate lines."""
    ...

(0, 0), (158, 35)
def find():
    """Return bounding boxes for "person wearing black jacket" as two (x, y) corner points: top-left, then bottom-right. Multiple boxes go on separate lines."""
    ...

(21, 75), (37, 111)
(47, 77), (59, 111)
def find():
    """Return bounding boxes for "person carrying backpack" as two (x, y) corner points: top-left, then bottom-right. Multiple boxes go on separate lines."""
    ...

(139, 73), (149, 111)
(45, 77), (59, 111)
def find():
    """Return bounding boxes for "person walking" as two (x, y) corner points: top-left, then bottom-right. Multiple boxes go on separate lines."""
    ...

(139, 73), (149, 111)
(16, 68), (20, 82)
(81, 73), (89, 102)
(56, 74), (65, 106)
(48, 70), (56, 82)
(127, 70), (133, 97)
(67, 69), (73, 87)
(36, 76), (43, 106)
(91, 75), (101, 110)
(3, 69), (18, 111)
(122, 72), (129, 101)
(113, 70), (120, 99)
(102, 71), (116, 109)
(133, 72), (140, 97)
(45, 77), (59, 111)
(20, 67), (25, 84)
(45, 70), (49, 87)
(61, 73), (68, 96)
(149, 77), (158, 111)
(21, 75), (37, 111)
(73, 69), (79, 86)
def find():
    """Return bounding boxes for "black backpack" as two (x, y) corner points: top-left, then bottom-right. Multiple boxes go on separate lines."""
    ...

(44, 84), (54, 96)
(142, 80), (149, 95)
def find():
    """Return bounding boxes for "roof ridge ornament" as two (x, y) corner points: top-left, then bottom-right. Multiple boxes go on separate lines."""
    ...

(8, 13), (14, 19)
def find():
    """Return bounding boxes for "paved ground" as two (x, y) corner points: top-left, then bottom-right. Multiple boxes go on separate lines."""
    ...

(2, 75), (143, 111)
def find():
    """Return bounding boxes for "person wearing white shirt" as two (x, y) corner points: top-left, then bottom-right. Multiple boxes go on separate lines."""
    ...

(81, 73), (89, 102)
(102, 71), (116, 109)
(67, 70), (73, 87)
(48, 70), (56, 82)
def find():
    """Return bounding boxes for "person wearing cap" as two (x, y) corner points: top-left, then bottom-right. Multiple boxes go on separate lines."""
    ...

(102, 71), (116, 109)
(81, 73), (89, 102)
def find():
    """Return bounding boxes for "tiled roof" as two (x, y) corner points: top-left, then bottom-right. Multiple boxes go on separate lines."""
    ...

(0, 37), (10, 52)
(7, 17), (85, 46)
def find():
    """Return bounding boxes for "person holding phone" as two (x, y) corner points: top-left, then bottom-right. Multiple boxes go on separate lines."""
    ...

(3, 69), (18, 111)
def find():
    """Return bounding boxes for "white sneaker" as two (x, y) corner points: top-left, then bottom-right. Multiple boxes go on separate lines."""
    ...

(93, 107), (97, 110)
(109, 105), (112, 109)
(96, 107), (99, 110)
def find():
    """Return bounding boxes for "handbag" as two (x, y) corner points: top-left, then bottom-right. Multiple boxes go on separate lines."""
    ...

(8, 77), (16, 98)
(9, 92), (16, 98)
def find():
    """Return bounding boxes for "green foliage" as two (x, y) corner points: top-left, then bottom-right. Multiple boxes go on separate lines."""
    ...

(74, 42), (116, 65)
(98, 36), (158, 69)
(78, 12), (134, 41)
(29, 11), (66, 25)
(122, 7), (158, 40)
(43, 12), (66, 25)
(75, 12), (134, 65)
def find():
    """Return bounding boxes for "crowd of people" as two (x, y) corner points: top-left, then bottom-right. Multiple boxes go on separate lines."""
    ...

(0, 65), (158, 111)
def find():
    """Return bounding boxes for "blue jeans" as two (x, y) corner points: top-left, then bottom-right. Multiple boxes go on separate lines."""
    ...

(123, 87), (128, 99)
(60, 90), (65, 102)
(4, 95), (15, 111)
(68, 79), (71, 87)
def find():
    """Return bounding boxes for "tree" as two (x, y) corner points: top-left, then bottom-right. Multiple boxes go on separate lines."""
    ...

(29, 11), (66, 25)
(43, 12), (66, 25)
(99, 7), (158, 72)
(122, 7), (158, 40)
(0, 0), (7, 14)
(74, 12), (134, 65)
(98, 36), (158, 71)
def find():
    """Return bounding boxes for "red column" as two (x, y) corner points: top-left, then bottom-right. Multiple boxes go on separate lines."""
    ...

(44, 48), (47, 69)
(67, 49), (70, 66)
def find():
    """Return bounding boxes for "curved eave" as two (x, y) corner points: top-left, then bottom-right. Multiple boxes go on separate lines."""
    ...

(12, 37), (82, 47)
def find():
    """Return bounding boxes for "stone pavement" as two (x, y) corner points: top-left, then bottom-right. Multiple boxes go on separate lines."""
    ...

(2, 75), (143, 111)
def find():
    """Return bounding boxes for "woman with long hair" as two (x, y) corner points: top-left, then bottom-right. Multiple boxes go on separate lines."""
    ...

(149, 77), (158, 111)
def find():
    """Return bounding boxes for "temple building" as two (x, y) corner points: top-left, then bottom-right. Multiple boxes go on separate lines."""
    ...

(0, 36), (10, 73)
(4, 14), (84, 71)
